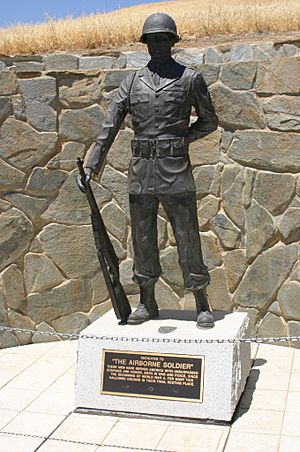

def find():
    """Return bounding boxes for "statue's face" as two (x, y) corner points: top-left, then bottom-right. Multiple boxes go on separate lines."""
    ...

(146, 33), (173, 62)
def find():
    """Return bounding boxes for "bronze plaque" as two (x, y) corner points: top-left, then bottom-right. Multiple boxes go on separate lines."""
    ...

(101, 349), (204, 402)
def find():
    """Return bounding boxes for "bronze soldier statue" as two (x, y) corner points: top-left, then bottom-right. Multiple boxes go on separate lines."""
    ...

(83, 13), (219, 328)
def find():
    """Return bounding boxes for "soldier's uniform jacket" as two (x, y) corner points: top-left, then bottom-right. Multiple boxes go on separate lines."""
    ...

(86, 57), (218, 195)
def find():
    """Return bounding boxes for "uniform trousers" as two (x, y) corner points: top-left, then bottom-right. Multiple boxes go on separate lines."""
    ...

(129, 192), (210, 290)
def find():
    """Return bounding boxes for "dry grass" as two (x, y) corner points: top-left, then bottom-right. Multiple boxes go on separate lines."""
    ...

(0, 0), (299, 55)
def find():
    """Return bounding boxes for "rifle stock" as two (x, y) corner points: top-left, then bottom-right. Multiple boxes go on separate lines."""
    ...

(76, 158), (131, 324)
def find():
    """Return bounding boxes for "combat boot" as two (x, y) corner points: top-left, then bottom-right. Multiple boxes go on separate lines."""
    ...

(127, 284), (159, 325)
(194, 288), (214, 329)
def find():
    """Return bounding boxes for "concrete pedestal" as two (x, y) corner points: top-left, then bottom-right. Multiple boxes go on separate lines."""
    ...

(75, 309), (251, 422)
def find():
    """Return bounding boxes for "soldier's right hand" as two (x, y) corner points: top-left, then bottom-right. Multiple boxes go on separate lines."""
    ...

(76, 167), (93, 193)
(84, 167), (92, 184)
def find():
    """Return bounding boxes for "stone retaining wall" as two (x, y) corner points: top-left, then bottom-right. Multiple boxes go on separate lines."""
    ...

(0, 42), (299, 348)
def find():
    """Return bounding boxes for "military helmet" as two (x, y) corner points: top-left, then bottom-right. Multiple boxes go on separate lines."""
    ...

(140, 13), (180, 43)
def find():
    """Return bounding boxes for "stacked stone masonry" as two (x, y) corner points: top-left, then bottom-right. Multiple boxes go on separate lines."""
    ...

(0, 41), (299, 348)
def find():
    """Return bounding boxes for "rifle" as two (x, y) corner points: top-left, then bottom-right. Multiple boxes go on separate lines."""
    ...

(76, 158), (131, 324)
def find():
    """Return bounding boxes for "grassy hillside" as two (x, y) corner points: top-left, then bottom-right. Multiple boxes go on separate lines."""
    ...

(0, 0), (299, 55)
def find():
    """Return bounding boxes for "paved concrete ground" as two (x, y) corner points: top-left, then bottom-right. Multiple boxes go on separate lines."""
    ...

(0, 340), (299, 451)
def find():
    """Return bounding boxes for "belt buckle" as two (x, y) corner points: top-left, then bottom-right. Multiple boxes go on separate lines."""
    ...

(149, 140), (156, 159)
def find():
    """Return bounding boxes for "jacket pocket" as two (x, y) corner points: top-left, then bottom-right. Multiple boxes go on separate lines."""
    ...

(131, 93), (149, 121)
(163, 89), (185, 115)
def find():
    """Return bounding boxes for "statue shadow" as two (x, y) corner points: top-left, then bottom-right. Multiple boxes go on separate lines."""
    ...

(154, 309), (228, 323)
(232, 358), (267, 423)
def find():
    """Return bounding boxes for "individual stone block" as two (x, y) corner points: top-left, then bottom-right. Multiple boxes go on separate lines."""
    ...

(89, 301), (111, 322)
(207, 266), (232, 312)
(79, 56), (123, 70)
(24, 252), (65, 294)
(0, 208), (35, 272)
(13, 55), (43, 63)
(210, 82), (266, 130)
(0, 97), (12, 125)
(277, 44), (299, 57)
(0, 61), (7, 70)
(227, 130), (300, 173)
(219, 61), (257, 90)
(101, 202), (127, 243)
(124, 51), (150, 68)
(91, 273), (109, 305)
(203, 47), (223, 64)
(258, 313), (288, 341)
(24, 278), (92, 323)
(223, 249), (247, 293)
(0, 159), (25, 191)
(174, 48), (204, 66)
(106, 129), (133, 171)
(193, 165), (215, 197)
(32, 322), (61, 343)
(201, 232), (222, 271)
(261, 95), (300, 132)
(53, 312), (89, 334)
(228, 43), (276, 62)
(157, 215), (168, 250)
(0, 330), (18, 348)
(252, 171), (295, 215)
(156, 278), (181, 309)
(287, 321), (300, 349)
(242, 168), (256, 208)
(58, 75), (102, 108)
(7, 311), (35, 345)
(0, 71), (18, 95)
(279, 208), (300, 244)
(59, 105), (105, 143)
(197, 195), (219, 228)
(199, 64), (220, 87)
(189, 128), (221, 166)
(38, 224), (100, 279)
(278, 281), (300, 321)
(0, 200), (11, 213)
(210, 213), (241, 250)
(19, 76), (57, 131)
(44, 53), (79, 71)
(234, 243), (297, 309)
(119, 258), (138, 295)
(245, 200), (275, 262)
(221, 165), (240, 193)
(0, 117), (58, 172)
(255, 43), (279, 58)
(25, 167), (67, 196)
(228, 44), (256, 62)
(255, 57), (300, 94)
(101, 165), (129, 217)
(269, 301), (283, 316)
(222, 169), (245, 230)
(11, 95), (26, 121)
(0, 289), (7, 324)
(14, 61), (44, 72)
(103, 69), (134, 91)
(47, 142), (85, 171)
(289, 262), (300, 285)
(2, 193), (48, 220)
(160, 246), (184, 290)
(1, 264), (26, 311)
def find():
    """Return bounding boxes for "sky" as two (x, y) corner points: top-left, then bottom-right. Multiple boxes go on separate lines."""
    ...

(0, 0), (166, 28)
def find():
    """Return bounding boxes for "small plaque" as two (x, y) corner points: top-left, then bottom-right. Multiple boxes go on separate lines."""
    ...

(101, 349), (204, 402)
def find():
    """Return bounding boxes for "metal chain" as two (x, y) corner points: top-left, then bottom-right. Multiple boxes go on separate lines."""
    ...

(1, 324), (300, 344)
(0, 431), (175, 452)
